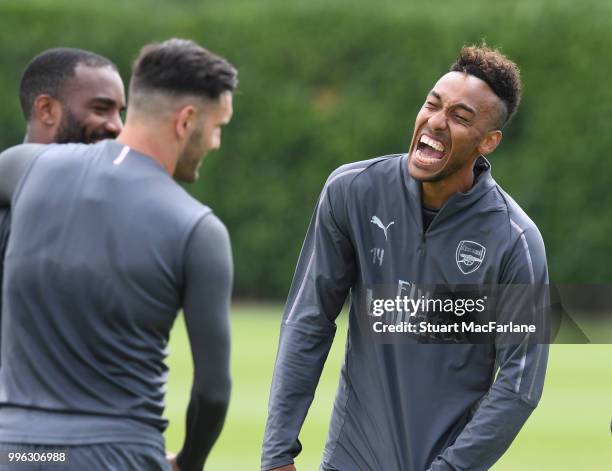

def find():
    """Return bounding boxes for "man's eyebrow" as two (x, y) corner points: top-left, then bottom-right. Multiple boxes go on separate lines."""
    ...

(89, 97), (126, 112)
(454, 103), (476, 115)
(428, 91), (476, 115)
(89, 97), (119, 107)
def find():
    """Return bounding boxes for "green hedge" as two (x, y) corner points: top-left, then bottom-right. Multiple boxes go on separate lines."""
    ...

(1, 0), (611, 297)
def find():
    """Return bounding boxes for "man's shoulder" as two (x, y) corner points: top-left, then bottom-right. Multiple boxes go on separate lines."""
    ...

(0, 144), (52, 205)
(138, 175), (213, 235)
(0, 143), (47, 159)
(0, 143), (49, 175)
(489, 184), (545, 256)
(171, 184), (213, 220)
(325, 154), (404, 190)
(98, 141), (212, 222)
(491, 185), (540, 232)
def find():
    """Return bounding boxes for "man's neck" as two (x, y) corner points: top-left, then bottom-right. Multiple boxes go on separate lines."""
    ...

(421, 165), (475, 209)
(116, 123), (178, 176)
(23, 123), (55, 145)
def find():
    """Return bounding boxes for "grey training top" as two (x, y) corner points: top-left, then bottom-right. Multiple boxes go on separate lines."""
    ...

(262, 155), (549, 471)
(0, 140), (232, 471)
(0, 208), (9, 362)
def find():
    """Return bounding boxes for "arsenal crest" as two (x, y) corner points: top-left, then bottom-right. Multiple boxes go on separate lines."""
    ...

(455, 240), (486, 275)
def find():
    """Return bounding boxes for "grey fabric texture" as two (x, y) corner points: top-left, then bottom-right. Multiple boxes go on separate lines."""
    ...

(0, 140), (232, 470)
(0, 442), (170, 471)
(262, 155), (548, 471)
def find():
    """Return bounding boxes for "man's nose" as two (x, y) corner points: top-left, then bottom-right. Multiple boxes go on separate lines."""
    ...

(105, 113), (123, 137)
(428, 109), (448, 131)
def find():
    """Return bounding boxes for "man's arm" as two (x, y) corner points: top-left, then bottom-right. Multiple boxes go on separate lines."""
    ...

(429, 224), (549, 471)
(261, 174), (356, 471)
(0, 144), (45, 366)
(0, 209), (11, 366)
(0, 144), (46, 206)
(174, 214), (233, 471)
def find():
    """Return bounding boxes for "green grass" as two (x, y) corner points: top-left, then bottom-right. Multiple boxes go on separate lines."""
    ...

(165, 305), (611, 470)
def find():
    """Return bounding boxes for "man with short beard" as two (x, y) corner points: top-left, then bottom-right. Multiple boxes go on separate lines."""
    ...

(0, 48), (125, 363)
(20, 47), (125, 145)
(262, 45), (548, 471)
(0, 39), (236, 470)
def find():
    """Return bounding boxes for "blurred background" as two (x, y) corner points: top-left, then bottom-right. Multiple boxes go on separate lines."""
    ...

(0, 0), (610, 469)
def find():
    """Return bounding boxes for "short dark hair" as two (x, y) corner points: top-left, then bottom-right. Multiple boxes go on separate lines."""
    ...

(450, 44), (522, 127)
(19, 48), (117, 120)
(130, 38), (238, 100)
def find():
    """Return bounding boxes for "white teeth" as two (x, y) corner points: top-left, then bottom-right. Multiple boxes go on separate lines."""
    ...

(419, 135), (445, 152)
(415, 148), (442, 163)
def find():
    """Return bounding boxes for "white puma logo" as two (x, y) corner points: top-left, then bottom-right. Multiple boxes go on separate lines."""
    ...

(370, 216), (394, 241)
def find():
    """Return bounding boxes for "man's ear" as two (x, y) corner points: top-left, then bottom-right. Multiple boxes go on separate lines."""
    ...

(175, 105), (197, 140)
(32, 95), (61, 127)
(478, 129), (503, 156)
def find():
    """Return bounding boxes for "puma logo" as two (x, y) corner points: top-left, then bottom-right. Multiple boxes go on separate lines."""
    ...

(370, 216), (394, 241)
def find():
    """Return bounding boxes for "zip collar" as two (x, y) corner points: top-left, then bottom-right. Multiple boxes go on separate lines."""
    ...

(401, 154), (497, 233)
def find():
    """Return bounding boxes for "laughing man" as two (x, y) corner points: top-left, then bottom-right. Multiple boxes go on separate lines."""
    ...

(262, 45), (548, 471)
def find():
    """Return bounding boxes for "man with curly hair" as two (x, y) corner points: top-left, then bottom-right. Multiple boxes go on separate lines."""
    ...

(262, 45), (548, 471)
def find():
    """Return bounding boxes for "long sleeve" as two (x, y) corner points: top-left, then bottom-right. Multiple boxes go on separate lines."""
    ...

(0, 144), (45, 366)
(0, 144), (46, 206)
(176, 214), (233, 471)
(261, 173), (356, 471)
(429, 223), (550, 471)
(0, 209), (10, 365)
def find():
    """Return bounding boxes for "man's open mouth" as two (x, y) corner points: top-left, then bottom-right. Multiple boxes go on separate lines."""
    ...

(414, 134), (447, 165)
